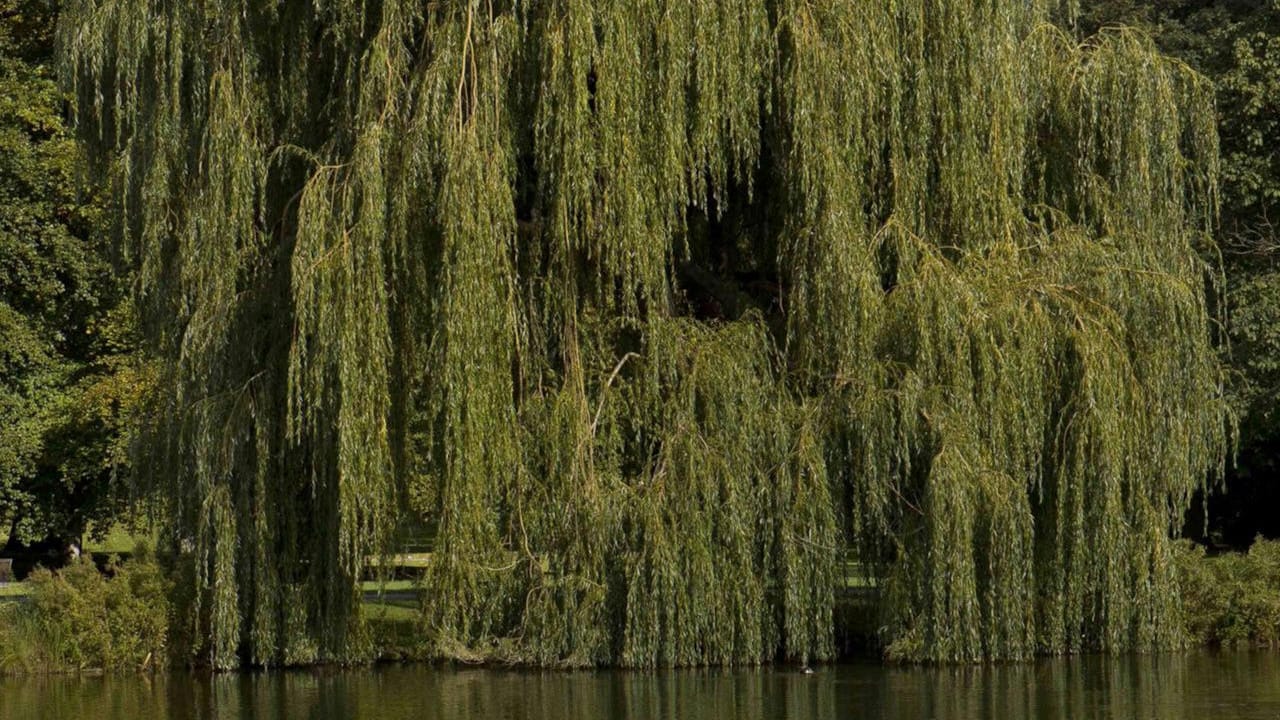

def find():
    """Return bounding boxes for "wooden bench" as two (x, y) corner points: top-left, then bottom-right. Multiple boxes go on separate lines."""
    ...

(0, 558), (12, 584)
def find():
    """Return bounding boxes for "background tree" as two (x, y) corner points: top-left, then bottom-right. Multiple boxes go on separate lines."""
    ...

(62, 0), (1229, 667)
(0, 0), (147, 566)
(1081, 0), (1280, 547)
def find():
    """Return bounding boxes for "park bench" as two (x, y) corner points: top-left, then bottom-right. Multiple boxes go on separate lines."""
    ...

(0, 558), (12, 583)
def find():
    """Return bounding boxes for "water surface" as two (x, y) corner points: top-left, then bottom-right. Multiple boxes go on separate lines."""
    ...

(4, 650), (1280, 719)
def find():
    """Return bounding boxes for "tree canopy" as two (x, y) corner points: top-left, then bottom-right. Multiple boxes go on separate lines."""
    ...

(61, 0), (1230, 668)
(0, 0), (145, 557)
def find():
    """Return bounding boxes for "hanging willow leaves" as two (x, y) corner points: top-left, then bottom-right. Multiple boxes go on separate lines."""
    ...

(60, 0), (1228, 667)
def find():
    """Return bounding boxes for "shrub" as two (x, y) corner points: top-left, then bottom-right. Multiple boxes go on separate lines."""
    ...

(0, 546), (170, 673)
(1177, 537), (1280, 647)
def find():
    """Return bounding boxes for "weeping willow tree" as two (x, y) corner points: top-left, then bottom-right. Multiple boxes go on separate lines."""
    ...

(59, 0), (1229, 668)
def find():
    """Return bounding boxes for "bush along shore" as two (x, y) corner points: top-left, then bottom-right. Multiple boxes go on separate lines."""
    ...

(0, 545), (420, 674)
(0, 548), (167, 674)
(1177, 539), (1280, 648)
(4, 541), (1280, 675)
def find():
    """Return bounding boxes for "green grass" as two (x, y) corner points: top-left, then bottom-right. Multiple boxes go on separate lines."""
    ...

(363, 599), (418, 622)
(360, 579), (416, 593)
(84, 523), (156, 556)
(0, 522), (155, 557)
(0, 583), (30, 598)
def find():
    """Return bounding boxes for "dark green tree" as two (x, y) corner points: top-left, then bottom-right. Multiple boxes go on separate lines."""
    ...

(62, 0), (1230, 667)
(0, 0), (147, 564)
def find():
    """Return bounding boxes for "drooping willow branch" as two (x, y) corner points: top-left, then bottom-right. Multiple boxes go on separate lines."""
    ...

(61, 0), (1228, 667)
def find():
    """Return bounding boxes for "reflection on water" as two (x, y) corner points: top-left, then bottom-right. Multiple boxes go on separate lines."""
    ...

(4, 651), (1280, 719)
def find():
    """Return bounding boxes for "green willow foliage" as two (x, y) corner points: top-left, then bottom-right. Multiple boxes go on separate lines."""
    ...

(60, 0), (1228, 667)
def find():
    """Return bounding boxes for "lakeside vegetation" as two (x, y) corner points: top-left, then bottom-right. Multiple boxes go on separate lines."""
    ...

(0, 549), (167, 674)
(2, 0), (1279, 674)
(7, 540), (1280, 674)
(1178, 540), (1280, 648)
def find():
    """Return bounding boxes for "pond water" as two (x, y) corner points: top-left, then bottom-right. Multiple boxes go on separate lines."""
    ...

(3, 651), (1280, 719)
